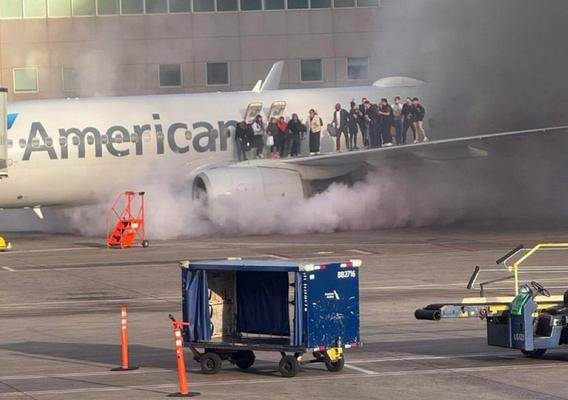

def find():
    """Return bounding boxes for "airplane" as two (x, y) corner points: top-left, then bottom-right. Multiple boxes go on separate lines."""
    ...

(0, 61), (566, 219)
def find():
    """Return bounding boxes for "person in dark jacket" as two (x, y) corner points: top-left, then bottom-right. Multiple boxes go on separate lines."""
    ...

(378, 98), (393, 146)
(332, 103), (350, 151)
(402, 97), (416, 144)
(235, 120), (249, 161)
(348, 101), (360, 150)
(365, 101), (381, 148)
(266, 117), (280, 158)
(358, 97), (370, 148)
(412, 97), (429, 142)
(277, 116), (287, 157)
(285, 113), (305, 157)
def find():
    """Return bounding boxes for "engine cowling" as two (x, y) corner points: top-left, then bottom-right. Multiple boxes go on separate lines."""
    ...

(192, 166), (306, 202)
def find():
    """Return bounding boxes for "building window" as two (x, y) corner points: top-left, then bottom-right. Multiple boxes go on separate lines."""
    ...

(217, 0), (237, 11)
(310, 0), (330, 8)
(62, 67), (81, 91)
(264, 0), (283, 9)
(0, 0), (23, 18)
(13, 68), (39, 93)
(287, 0), (307, 8)
(207, 62), (229, 86)
(159, 64), (182, 87)
(169, 0), (190, 12)
(192, 0), (213, 11)
(356, 0), (378, 6)
(145, 0), (167, 13)
(73, 0), (95, 15)
(240, 0), (260, 10)
(347, 57), (368, 80)
(300, 59), (322, 82)
(121, 0), (143, 13)
(333, 0), (354, 7)
(24, 0), (47, 17)
(97, 0), (118, 14)
(48, 0), (71, 16)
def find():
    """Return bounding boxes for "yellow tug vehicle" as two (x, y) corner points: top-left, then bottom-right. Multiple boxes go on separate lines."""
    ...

(416, 243), (568, 357)
(0, 236), (11, 251)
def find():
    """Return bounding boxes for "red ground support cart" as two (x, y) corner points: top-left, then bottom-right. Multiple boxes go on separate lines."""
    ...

(106, 191), (149, 249)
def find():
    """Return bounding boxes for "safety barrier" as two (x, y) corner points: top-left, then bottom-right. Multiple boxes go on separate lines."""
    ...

(111, 307), (139, 371)
(168, 315), (199, 397)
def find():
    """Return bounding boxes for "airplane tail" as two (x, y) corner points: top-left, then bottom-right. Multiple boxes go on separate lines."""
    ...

(259, 61), (284, 91)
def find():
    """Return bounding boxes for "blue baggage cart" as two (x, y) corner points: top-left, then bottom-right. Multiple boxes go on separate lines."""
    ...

(179, 259), (361, 377)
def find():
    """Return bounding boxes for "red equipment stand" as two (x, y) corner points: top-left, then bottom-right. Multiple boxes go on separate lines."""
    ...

(107, 191), (149, 249)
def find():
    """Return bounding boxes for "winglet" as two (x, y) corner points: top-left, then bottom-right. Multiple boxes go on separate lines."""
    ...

(252, 79), (262, 93)
(260, 61), (284, 91)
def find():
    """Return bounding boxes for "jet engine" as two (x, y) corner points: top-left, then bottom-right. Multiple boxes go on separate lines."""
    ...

(192, 167), (307, 203)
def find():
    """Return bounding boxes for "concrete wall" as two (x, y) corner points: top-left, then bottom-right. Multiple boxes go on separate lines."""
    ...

(0, 8), (383, 101)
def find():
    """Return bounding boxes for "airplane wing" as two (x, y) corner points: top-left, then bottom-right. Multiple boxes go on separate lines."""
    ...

(281, 126), (568, 168)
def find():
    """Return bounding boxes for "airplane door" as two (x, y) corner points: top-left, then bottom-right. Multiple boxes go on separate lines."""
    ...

(267, 101), (286, 121)
(244, 102), (263, 124)
(0, 88), (8, 179)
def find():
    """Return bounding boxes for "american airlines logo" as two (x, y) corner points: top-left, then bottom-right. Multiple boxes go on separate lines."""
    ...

(19, 113), (237, 161)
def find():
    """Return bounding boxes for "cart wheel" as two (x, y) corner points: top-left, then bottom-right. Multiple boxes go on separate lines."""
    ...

(279, 355), (300, 377)
(142, 240), (149, 248)
(234, 351), (255, 370)
(324, 356), (345, 372)
(521, 349), (547, 358)
(200, 352), (222, 374)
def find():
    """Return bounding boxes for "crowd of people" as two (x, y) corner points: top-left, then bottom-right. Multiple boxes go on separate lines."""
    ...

(234, 96), (428, 160)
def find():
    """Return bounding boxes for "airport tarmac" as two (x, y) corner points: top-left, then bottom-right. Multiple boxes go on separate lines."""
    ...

(1, 225), (568, 400)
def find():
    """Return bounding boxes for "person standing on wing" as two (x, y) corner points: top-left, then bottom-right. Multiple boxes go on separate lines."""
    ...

(412, 97), (429, 142)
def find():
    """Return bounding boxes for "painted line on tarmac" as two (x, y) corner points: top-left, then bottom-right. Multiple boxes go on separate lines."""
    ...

(0, 368), (172, 381)
(0, 296), (180, 308)
(348, 352), (515, 364)
(0, 247), (99, 255)
(0, 363), (562, 397)
(1, 266), (15, 272)
(264, 254), (289, 260)
(360, 283), (465, 290)
(343, 364), (378, 374)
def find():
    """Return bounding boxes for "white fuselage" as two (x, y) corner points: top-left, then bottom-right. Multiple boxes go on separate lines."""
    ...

(1, 85), (429, 209)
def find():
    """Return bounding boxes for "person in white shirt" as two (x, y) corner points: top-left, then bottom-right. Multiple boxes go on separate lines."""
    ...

(392, 96), (403, 145)
(251, 115), (265, 159)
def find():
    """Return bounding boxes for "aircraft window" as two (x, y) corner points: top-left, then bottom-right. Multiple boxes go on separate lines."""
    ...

(101, 135), (109, 144)
(7, 139), (12, 149)
(19, 138), (26, 148)
(59, 137), (67, 146)
(114, 134), (123, 143)
(185, 130), (192, 140)
(157, 131), (165, 141)
(45, 137), (53, 147)
(131, 134), (138, 143)
(86, 135), (94, 145)
(7, 159), (13, 167)
(72, 136), (79, 145)
(143, 131), (151, 142)
(31, 138), (40, 148)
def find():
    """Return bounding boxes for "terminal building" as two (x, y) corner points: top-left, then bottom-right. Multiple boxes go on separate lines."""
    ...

(0, 0), (397, 102)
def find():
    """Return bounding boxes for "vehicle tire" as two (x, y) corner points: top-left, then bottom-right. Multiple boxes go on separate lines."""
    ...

(234, 351), (255, 370)
(279, 355), (300, 378)
(324, 356), (345, 372)
(200, 352), (222, 374)
(521, 349), (547, 358)
(141, 240), (149, 248)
